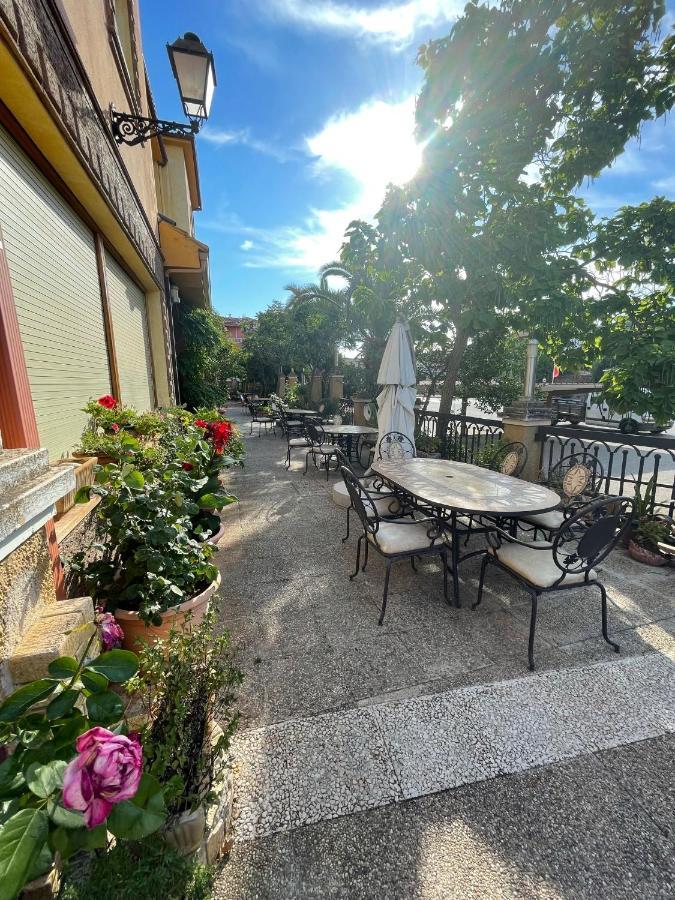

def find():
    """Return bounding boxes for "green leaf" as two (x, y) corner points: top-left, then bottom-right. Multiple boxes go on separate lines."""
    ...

(85, 691), (124, 725)
(80, 670), (109, 694)
(74, 486), (92, 504)
(0, 808), (49, 900)
(45, 802), (84, 830)
(25, 760), (67, 800)
(47, 657), (79, 680)
(0, 681), (57, 724)
(197, 492), (223, 509)
(25, 842), (51, 883)
(46, 690), (79, 721)
(123, 470), (145, 490)
(106, 774), (165, 840)
(85, 650), (138, 683)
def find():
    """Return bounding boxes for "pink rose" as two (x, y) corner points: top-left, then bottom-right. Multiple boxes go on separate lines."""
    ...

(98, 611), (124, 651)
(62, 727), (142, 828)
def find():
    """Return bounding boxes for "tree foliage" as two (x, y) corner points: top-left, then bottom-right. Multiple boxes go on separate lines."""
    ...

(175, 307), (245, 410)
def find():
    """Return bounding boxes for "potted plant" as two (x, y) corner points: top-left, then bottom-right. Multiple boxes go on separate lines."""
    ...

(415, 433), (441, 458)
(628, 517), (673, 566)
(127, 608), (241, 860)
(0, 620), (166, 900)
(70, 461), (221, 651)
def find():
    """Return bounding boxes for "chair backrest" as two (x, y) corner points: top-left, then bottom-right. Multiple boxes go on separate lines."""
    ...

(340, 467), (379, 534)
(378, 431), (416, 461)
(247, 403), (259, 420)
(547, 452), (604, 503)
(332, 413), (343, 426)
(333, 446), (354, 476)
(306, 421), (326, 446)
(552, 495), (634, 578)
(491, 441), (527, 478)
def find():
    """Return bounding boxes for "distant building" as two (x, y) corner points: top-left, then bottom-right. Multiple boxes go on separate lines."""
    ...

(222, 316), (253, 346)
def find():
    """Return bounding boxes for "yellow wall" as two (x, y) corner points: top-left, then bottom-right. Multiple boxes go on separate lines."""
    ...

(59, 0), (158, 235)
(155, 143), (193, 234)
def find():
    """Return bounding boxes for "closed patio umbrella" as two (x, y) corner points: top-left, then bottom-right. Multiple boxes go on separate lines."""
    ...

(376, 319), (417, 454)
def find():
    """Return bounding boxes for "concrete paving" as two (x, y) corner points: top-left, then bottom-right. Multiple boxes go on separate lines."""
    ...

(213, 407), (675, 897)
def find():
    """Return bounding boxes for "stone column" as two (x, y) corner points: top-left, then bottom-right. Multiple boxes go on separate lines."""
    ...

(310, 371), (323, 405)
(328, 374), (343, 400)
(502, 338), (550, 481)
(353, 398), (375, 426)
(276, 370), (286, 397)
(287, 369), (298, 389)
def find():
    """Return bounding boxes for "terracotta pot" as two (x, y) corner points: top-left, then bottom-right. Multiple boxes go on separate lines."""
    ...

(164, 804), (207, 856)
(54, 455), (98, 515)
(72, 451), (115, 466)
(115, 572), (221, 651)
(627, 539), (667, 567)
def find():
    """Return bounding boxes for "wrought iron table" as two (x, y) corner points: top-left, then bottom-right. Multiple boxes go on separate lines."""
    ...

(323, 424), (379, 464)
(370, 458), (560, 606)
(286, 408), (319, 417)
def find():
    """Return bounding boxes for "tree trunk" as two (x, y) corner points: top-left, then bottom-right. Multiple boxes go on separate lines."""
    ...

(437, 331), (469, 454)
(420, 378), (437, 416)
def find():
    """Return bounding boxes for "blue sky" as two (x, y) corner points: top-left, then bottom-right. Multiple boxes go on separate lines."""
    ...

(140, 0), (675, 318)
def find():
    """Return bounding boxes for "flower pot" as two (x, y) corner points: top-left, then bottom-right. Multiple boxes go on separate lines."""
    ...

(115, 572), (221, 651)
(164, 805), (207, 856)
(206, 521), (226, 545)
(627, 539), (667, 567)
(72, 450), (115, 466)
(54, 456), (98, 515)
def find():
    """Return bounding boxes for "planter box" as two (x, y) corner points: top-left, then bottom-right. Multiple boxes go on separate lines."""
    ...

(54, 456), (98, 516)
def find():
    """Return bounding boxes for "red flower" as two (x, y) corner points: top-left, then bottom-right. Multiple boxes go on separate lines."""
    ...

(182, 462), (193, 471)
(111, 423), (120, 433)
(97, 395), (117, 410)
(194, 419), (209, 428)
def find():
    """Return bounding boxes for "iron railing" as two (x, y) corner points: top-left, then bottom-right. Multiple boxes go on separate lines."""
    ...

(537, 426), (675, 518)
(415, 410), (504, 465)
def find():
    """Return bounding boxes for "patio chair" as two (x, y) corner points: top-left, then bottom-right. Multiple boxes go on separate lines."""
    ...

(304, 422), (339, 481)
(474, 495), (634, 670)
(341, 467), (449, 625)
(488, 441), (528, 478)
(377, 431), (416, 461)
(283, 416), (311, 469)
(248, 403), (275, 437)
(331, 447), (401, 540)
(519, 452), (605, 539)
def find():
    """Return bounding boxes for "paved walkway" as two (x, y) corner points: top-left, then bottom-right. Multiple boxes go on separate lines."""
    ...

(214, 408), (674, 898)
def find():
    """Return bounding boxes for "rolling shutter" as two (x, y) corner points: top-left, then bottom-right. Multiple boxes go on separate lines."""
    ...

(0, 125), (111, 459)
(105, 255), (155, 411)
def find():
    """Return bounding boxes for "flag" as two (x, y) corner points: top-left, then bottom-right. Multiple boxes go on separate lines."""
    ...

(552, 365), (560, 380)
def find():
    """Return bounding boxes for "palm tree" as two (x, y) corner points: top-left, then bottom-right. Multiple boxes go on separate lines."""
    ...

(285, 261), (353, 370)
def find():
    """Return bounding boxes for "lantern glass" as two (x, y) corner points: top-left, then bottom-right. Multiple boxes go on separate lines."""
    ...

(167, 33), (216, 121)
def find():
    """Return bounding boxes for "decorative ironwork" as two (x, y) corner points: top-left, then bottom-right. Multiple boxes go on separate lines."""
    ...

(111, 109), (199, 146)
(538, 426), (675, 518)
(414, 410), (504, 465)
(378, 431), (416, 461)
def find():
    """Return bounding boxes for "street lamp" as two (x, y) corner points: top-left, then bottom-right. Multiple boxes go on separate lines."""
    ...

(111, 32), (216, 147)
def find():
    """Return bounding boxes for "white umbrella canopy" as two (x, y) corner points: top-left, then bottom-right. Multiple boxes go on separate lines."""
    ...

(376, 320), (417, 456)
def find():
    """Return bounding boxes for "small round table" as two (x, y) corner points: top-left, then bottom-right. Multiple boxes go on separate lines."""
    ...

(322, 424), (378, 464)
(286, 409), (319, 418)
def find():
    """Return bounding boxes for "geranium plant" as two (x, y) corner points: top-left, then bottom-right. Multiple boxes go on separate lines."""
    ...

(0, 627), (165, 899)
(71, 461), (219, 625)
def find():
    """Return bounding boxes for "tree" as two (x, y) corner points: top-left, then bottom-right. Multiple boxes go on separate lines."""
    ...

(378, 0), (674, 436)
(458, 330), (525, 415)
(175, 307), (245, 409)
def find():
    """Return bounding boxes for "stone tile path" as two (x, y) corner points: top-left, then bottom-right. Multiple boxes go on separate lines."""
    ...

(215, 408), (675, 896)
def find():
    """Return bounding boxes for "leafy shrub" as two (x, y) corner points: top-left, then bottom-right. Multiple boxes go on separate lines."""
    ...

(176, 307), (245, 410)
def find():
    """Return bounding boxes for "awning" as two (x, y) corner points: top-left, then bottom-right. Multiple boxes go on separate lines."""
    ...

(159, 219), (211, 308)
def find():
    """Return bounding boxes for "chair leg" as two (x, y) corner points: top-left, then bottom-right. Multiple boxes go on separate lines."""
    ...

(528, 592), (539, 671)
(342, 507), (351, 543)
(441, 548), (448, 601)
(303, 451), (311, 476)
(325, 455), (330, 481)
(285, 446), (291, 469)
(599, 583), (620, 653)
(362, 538), (369, 572)
(250, 420), (254, 435)
(410, 556), (417, 572)
(472, 554), (490, 610)
(379, 559), (393, 625)
(350, 536), (362, 580)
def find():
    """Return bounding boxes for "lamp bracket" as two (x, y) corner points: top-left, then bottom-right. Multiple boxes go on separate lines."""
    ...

(111, 108), (199, 146)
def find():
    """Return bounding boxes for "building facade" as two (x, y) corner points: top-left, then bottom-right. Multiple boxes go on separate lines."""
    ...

(222, 316), (252, 346)
(0, 0), (210, 463)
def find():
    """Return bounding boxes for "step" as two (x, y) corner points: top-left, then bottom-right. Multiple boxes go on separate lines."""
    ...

(0, 448), (49, 495)
(0, 464), (75, 553)
(230, 651), (674, 842)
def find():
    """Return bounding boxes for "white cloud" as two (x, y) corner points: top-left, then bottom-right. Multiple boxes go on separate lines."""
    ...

(202, 95), (423, 272)
(199, 127), (292, 161)
(261, 0), (462, 46)
(240, 240), (254, 251)
(652, 175), (675, 194)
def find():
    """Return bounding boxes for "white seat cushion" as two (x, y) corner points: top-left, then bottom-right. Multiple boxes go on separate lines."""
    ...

(289, 437), (310, 447)
(332, 481), (400, 516)
(368, 521), (444, 555)
(489, 541), (596, 588)
(520, 510), (565, 531)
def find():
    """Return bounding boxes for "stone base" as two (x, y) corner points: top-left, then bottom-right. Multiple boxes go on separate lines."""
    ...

(503, 398), (551, 422)
(7, 597), (96, 690)
(195, 765), (235, 865)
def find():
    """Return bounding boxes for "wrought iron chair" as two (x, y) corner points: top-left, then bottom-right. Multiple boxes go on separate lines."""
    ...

(519, 452), (605, 539)
(303, 422), (339, 481)
(377, 431), (416, 461)
(341, 467), (449, 624)
(489, 441), (528, 478)
(331, 448), (401, 540)
(474, 495), (634, 670)
(248, 403), (275, 437)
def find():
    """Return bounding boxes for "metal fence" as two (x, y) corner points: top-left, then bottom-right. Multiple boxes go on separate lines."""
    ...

(415, 410), (504, 465)
(538, 426), (675, 518)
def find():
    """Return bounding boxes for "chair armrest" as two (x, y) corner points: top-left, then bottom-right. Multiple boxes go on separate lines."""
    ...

(487, 522), (553, 551)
